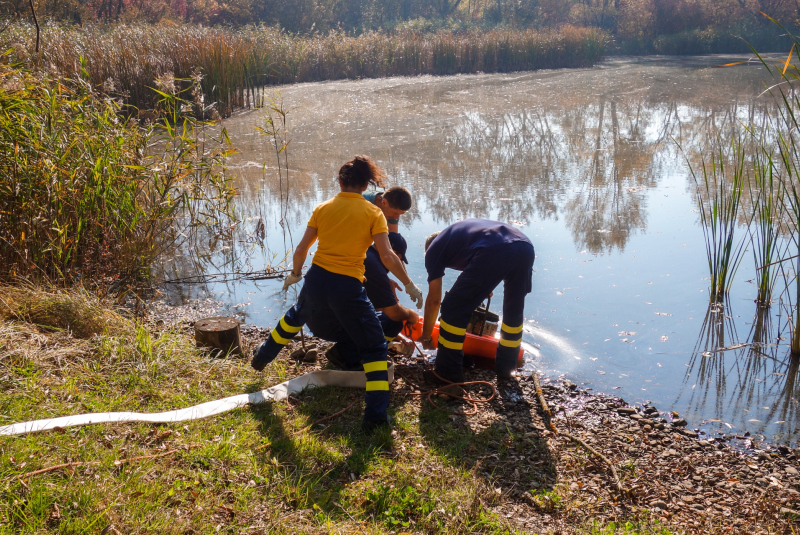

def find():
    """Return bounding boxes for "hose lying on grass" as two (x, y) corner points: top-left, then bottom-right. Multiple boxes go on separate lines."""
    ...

(0, 366), (393, 436)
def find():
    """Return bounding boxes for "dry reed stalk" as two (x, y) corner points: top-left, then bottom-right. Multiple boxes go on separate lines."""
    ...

(0, 24), (607, 114)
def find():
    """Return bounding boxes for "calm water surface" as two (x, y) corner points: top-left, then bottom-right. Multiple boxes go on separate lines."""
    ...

(164, 54), (800, 443)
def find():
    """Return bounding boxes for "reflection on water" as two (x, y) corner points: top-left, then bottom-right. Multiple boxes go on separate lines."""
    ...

(162, 54), (800, 443)
(678, 302), (800, 441)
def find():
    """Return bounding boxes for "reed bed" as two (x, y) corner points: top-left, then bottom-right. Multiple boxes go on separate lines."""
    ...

(0, 61), (236, 286)
(748, 148), (783, 306)
(691, 144), (748, 303)
(0, 23), (607, 113)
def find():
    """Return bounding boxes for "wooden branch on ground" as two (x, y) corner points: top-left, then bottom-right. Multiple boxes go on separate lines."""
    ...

(531, 371), (558, 433)
(15, 444), (199, 480)
(531, 372), (630, 498)
(562, 431), (629, 498)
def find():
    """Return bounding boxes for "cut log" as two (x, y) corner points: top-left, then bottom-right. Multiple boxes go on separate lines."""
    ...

(194, 316), (242, 357)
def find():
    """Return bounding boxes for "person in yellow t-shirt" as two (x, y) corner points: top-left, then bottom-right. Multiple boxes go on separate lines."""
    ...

(252, 155), (424, 433)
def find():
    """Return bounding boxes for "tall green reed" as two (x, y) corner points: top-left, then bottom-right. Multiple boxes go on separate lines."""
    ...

(0, 60), (236, 287)
(0, 24), (608, 114)
(690, 142), (748, 303)
(749, 18), (800, 355)
(748, 146), (783, 306)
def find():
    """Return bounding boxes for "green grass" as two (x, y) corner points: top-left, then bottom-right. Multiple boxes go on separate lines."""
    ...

(584, 518), (678, 534)
(0, 289), (521, 534)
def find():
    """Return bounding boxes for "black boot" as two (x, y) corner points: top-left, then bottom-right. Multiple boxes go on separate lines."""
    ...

(361, 415), (392, 434)
(251, 341), (276, 371)
(325, 343), (363, 371)
(421, 369), (464, 398)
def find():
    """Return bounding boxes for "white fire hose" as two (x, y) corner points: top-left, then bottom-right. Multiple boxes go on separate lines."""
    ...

(0, 365), (394, 437)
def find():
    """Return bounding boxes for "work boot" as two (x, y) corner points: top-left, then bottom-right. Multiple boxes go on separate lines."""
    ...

(494, 359), (517, 380)
(422, 368), (464, 385)
(251, 341), (275, 371)
(325, 343), (362, 371)
(361, 415), (392, 434)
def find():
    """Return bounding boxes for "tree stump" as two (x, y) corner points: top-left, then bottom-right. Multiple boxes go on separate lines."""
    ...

(194, 316), (242, 357)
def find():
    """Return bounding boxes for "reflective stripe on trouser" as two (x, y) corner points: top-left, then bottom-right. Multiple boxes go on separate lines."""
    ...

(379, 312), (404, 342)
(363, 359), (390, 421)
(436, 240), (535, 379)
(496, 321), (523, 375)
(259, 309), (305, 364)
(434, 316), (468, 381)
(299, 265), (389, 424)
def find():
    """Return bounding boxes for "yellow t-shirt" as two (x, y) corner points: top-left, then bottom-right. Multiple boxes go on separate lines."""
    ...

(308, 192), (388, 281)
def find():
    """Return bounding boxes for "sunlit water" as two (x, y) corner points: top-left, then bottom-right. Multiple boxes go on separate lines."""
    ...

(162, 54), (800, 443)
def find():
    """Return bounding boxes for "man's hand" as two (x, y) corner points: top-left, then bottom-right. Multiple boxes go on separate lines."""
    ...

(404, 281), (424, 308)
(389, 279), (401, 300)
(406, 309), (420, 325)
(421, 337), (436, 350)
(282, 271), (303, 291)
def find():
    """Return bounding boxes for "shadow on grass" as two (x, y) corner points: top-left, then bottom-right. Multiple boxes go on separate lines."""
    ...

(247, 383), (393, 512)
(416, 374), (558, 497)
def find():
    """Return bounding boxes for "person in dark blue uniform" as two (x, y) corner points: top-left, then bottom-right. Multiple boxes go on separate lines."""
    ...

(419, 219), (535, 382)
(251, 156), (424, 433)
(326, 232), (420, 370)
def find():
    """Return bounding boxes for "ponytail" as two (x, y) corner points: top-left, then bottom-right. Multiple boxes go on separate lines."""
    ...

(338, 155), (387, 190)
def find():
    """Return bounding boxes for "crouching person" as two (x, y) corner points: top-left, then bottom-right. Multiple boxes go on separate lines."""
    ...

(326, 231), (419, 371)
(420, 219), (535, 383)
(251, 156), (424, 433)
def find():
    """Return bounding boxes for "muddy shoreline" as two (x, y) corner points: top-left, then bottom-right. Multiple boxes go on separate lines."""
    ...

(151, 299), (800, 532)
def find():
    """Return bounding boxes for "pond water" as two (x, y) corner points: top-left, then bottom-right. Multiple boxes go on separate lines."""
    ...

(164, 54), (800, 443)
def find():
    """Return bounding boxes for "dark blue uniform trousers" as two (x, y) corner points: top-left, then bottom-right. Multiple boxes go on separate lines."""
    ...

(257, 264), (390, 424)
(436, 241), (535, 380)
(309, 312), (403, 371)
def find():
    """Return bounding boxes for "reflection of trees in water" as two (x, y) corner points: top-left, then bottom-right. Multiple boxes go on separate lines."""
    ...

(212, 64), (780, 262)
(679, 302), (800, 438)
(381, 88), (777, 254)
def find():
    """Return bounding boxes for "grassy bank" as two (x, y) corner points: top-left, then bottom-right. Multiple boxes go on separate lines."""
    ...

(0, 287), (518, 534)
(2, 23), (608, 114)
(2, 288), (798, 534)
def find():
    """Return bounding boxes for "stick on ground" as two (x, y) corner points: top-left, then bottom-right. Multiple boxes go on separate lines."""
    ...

(531, 372), (629, 498)
(15, 444), (199, 480)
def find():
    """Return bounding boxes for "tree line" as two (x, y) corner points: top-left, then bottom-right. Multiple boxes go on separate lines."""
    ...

(2, 0), (796, 49)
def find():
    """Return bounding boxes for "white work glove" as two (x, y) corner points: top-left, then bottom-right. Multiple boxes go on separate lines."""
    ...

(282, 271), (303, 291)
(404, 281), (424, 309)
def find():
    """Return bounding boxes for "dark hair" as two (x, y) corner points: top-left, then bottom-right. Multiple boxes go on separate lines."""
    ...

(382, 186), (412, 211)
(338, 156), (386, 190)
(424, 231), (441, 252)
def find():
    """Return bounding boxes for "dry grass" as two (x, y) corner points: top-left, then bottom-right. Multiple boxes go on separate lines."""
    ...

(0, 23), (608, 114)
(0, 285), (128, 339)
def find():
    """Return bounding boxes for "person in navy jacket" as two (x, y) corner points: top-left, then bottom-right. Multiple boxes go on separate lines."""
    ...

(420, 219), (535, 383)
